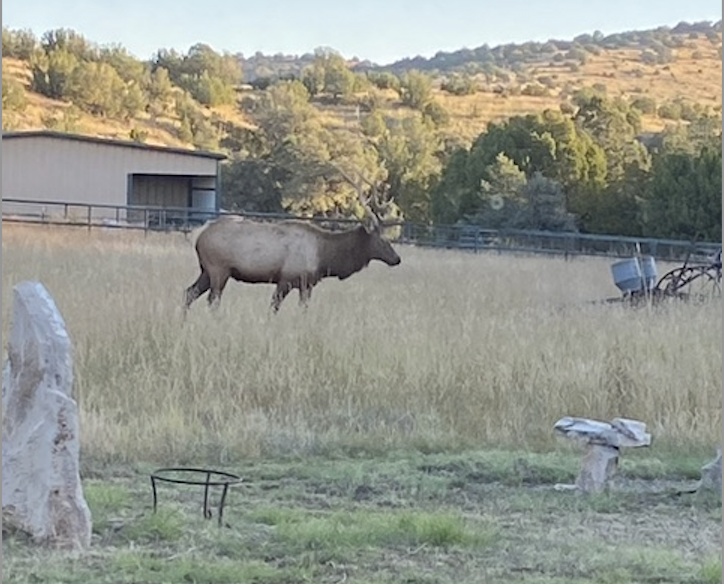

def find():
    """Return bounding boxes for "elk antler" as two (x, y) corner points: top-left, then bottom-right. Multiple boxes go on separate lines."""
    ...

(329, 163), (390, 231)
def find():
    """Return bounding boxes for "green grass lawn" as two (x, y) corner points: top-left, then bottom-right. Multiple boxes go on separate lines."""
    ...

(3, 450), (720, 584)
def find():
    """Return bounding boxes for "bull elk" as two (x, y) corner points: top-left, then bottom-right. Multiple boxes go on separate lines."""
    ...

(183, 167), (401, 312)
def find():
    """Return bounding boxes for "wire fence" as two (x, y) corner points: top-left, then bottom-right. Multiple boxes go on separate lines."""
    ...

(2, 197), (720, 263)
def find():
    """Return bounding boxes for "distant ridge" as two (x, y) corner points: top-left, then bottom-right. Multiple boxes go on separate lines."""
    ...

(238, 20), (722, 80)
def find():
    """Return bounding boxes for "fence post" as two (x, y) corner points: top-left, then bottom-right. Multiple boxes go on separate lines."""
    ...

(87, 206), (92, 232)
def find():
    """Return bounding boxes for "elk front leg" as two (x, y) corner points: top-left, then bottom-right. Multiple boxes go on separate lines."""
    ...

(298, 283), (313, 308)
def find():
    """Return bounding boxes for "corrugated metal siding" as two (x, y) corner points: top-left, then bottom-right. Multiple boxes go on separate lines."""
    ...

(1, 135), (218, 207)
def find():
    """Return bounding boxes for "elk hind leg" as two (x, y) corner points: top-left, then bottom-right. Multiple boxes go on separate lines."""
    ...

(207, 270), (230, 308)
(184, 270), (211, 309)
(271, 282), (293, 313)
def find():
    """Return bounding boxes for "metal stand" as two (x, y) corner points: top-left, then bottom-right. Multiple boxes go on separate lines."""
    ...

(150, 467), (243, 527)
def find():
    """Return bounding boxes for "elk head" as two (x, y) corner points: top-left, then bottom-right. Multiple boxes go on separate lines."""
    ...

(330, 163), (400, 266)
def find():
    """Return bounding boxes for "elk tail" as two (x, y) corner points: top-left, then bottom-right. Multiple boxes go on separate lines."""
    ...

(188, 218), (214, 249)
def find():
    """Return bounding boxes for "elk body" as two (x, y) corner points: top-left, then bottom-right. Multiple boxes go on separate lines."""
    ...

(184, 216), (401, 311)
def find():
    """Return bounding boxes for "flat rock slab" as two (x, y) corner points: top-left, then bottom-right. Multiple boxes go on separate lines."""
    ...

(554, 416), (652, 494)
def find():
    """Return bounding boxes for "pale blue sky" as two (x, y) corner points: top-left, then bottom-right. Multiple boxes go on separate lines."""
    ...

(2, 0), (721, 64)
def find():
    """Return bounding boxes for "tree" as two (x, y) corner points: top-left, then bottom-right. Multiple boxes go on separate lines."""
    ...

(433, 110), (606, 226)
(184, 70), (235, 107)
(2, 73), (27, 130)
(183, 43), (242, 87)
(66, 61), (126, 117)
(367, 71), (400, 92)
(236, 79), (398, 219)
(153, 43), (241, 107)
(147, 67), (175, 116)
(174, 92), (219, 149)
(31, 47), (78, 99)
(153, 48), (184, 81)
(658, 114), (722, 154)
(40, 28), (96, 61)
(431, 147), (469, 225)
(301, 61), (325, 96)
(121, 82), (146, 119)
(518, 172), (577, 231)
(2, 27), (37, 59)
(630, 96), (657, 115)
(440, 73), (477, 95)
(360, 111), (386, 138)
(377, 114), (442, 223)
(322, 53), (355, 102)
(643, 142), (722, 241)
(465, 159), (576, 231)
(302, 48), (355, 102)
(399, 70), (433, 110)
(573, 91), (650, 184)
(250, 80), (317, 150)
(467, 153), (528, 228)
(422, 100), (450, 127)
(572, 92), (652, 234)
(98, 45), (147, 84)
(42, 105), (81, 133)
(2, 74), (27, 112)
(220, 156), (285, 213)
(429, 105), (652, 231)
(236, 80), (336, 215)
(468, 111), (607, 191)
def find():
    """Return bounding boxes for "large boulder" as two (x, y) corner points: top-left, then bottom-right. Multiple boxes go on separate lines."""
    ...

(2, 281), (92, 550)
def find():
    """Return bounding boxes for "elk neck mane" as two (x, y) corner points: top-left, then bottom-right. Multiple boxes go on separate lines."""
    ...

(317, 225), (374, 280)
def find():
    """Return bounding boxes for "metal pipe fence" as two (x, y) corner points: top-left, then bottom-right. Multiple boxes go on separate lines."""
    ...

(2, 197), (720, 263)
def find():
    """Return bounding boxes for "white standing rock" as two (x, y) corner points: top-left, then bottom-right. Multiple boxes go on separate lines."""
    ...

(2, 281), (92, 550)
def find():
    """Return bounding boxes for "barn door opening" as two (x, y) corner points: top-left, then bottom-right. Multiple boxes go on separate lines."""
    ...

(127, 174), (191, 225)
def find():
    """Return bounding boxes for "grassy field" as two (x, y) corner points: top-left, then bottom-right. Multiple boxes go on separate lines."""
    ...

(1, 222), (721, 583)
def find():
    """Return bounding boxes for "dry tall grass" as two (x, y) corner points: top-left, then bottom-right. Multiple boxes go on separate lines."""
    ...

(2, 223), (720, 464)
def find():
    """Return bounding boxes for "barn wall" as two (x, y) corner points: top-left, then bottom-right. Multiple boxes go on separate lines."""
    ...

(1, 135), (219, 209)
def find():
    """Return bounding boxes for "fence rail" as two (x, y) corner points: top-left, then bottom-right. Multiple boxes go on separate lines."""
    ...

(2, 197), (720, 263)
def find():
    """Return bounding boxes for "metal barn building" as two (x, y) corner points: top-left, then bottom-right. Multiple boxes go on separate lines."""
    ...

(1, 130), (226, 224)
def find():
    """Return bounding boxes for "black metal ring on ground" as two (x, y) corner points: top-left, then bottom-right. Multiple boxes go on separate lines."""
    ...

(150, 467), (243, 526)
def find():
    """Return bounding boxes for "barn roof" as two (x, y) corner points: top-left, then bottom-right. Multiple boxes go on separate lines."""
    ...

(2, 130), (227, 160)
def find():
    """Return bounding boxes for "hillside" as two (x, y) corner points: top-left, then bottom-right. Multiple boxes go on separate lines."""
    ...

(2, 21), (721, 149)
(1, 56), (249, 150)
